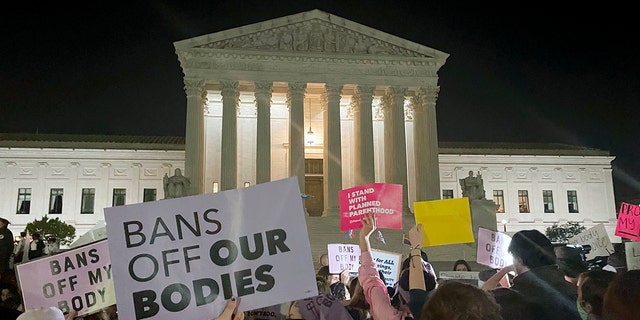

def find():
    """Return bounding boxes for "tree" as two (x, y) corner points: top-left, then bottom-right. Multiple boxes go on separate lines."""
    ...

(25, 216), (76, 247)
(545, 221), (586, 243)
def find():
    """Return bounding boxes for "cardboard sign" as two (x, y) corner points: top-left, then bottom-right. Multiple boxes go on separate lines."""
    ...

(615, 202), (640, 241)
(15, 239), (115, 317)
(339, 183), (403, 231)
(245, 304), (287, 320)
(327, 244), (361, 274)
(438, 271), (480, 287)
(370, 249), (402, 287)
(625, 242), (640, 271)
(104, 177), (317, 320)
(476, 228), (513, 268)
(413, 198), (474, 246)
(567, 224), (615, 260)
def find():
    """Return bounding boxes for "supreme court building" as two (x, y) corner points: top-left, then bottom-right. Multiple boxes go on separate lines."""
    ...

(0, 10), (619, 263)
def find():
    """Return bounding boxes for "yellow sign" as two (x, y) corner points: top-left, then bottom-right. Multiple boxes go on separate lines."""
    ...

(414, 198), (474, 246)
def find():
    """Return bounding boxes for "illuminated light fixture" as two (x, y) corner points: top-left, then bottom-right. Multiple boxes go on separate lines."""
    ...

(501, 219), (508, 232)
(305, 97), (316, 145)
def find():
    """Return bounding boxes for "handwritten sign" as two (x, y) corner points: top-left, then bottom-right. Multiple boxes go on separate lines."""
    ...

(626, 242), (640, 271)
(615, 202), (640, 241)
(327, 244), (360, 274)
(339, 183), (402, 231)
(371, 249), (402, 287)
(413, 198), (474, 246)
(567, 224), (615, 260)
(104, 177), (317, 320)
(476, 228), (513, 268)
(16, 239), (115, 317)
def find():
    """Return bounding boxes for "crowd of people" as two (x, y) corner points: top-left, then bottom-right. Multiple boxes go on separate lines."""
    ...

(0, 213), (639, 319)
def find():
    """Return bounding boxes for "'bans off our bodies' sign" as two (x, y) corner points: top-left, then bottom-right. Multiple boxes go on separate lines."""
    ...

(104, 177), (317, 320)
(339, 183), (402, 231)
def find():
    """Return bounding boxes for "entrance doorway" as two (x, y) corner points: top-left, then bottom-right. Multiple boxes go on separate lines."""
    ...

(304, 159), (323, 216)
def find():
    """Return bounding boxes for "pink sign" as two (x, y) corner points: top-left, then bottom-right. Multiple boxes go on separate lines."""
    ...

(339, 183), (402, 231)
(615, 202), (640, 241)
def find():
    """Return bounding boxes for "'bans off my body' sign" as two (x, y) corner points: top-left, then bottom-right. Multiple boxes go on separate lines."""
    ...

(339, 183), (402, 231)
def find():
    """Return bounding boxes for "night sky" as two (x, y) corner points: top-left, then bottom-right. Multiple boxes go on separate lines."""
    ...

(1, 2), (637, 200)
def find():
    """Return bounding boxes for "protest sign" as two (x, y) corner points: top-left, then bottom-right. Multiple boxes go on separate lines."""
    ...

(245, 303), (287, 320)
(476, 228), (513, 268)
(438, 271), (480, 287)
(15, 239), (115, 317)
(371, 249), (402, 287)
(413, 198), (474, 246)
(615, 202), (640, 241)
(626, 242), (640, 270)
(339, 183), (402, 231)
(567, 224), (615, 260)
(104, 177), (317, 320)
(327, 243), (360, 274)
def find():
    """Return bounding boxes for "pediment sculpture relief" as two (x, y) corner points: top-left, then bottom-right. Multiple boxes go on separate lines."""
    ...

(196, 19), (430, 58)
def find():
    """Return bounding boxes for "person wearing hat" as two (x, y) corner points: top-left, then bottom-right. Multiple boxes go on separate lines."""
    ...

(508, 229), (581, 320)
(0, 217), (14, 277)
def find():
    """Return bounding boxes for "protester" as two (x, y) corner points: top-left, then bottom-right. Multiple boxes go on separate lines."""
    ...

(421, 280), (501, 320)
(0, 217), (14, 278)
(404, 223), (438, 320)
(358, 213), (410, 319)
(577, 269), (615, 320)
(28, 232), (45, 260)
(555, 245), (588, 285)
(507, 229), (580, 320)
(489, 287), (545, 320)
(16, 307), (76, 320)
(602, 269), (640, 320)
(344, 277), (372, 320)
(452, 259), (472, 271)
(317, 265), (350, 300)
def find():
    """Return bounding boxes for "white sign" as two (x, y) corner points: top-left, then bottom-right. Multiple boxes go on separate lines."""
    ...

(567, 224), (615, 260)
(327, 243), (360, 274)
(16, 239), (115, 317)
(438, 271), (480, 287)
(104, 177), (317, 320)
(371, 249), (402, 287)
(476, 228), (513, 268)
(625, 242), (640, 271)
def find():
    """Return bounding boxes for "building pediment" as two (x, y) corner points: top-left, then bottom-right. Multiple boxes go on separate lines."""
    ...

(174, 9), (448, 60)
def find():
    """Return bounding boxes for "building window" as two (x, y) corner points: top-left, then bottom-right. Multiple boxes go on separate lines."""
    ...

(493, 190), (505, 213)
(518, 190), (530, 213)
(49, 188), (64, 214)
(567, 190), (579, 213)
(442, 189), (454, 199)
(143, 188), (157, 202)
(81, 188), (95, 214)
(16, 188), (31, 214)
(212, 182), (219, 193)
(542, 190), (554, 213)
(113, 188), (126, 206)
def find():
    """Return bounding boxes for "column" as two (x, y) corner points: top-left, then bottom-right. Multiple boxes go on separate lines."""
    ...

(322, 83), (343, 216)
(411, 87), (441, 201)
(220, 80), (239, 191)
(255, 81), (273, 184)
(352, 85), (375, 186)
(424, 87), (441, 201)
(385, 87), (411, 215)
(183, 79), (206, 195)
(287, 82), (306, 193)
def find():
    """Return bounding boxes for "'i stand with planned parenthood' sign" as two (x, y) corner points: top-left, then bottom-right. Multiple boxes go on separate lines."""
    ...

(104, 177), (317, 320)
(338, 183), (402, 231)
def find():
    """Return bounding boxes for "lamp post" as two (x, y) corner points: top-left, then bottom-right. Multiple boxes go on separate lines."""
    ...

(501, 219), (508, 232)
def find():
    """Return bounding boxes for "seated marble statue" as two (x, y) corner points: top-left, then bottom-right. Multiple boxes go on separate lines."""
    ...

(459, 170), (486, 200)
(163, 168), (191, 199)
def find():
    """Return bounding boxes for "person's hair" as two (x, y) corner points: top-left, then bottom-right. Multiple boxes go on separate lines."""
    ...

(603, 269), (640, 320)
(401, 250), (429, 271)
(555, 245), (588, 278)
(421, 280), (502, 320)
(316, 265), (331, 281)
(579, 270), (615, 317)
(316, 276), (331, 294)
(452, 259), (472, 271)
(508, 229), (556, 268)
